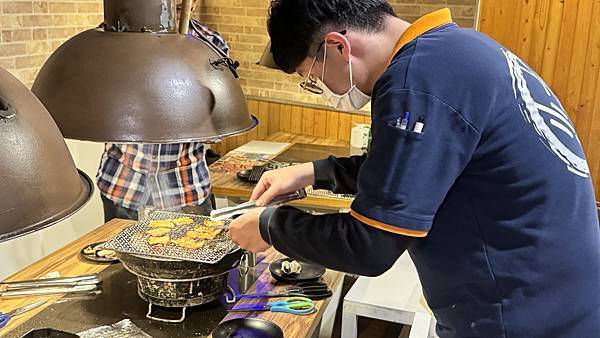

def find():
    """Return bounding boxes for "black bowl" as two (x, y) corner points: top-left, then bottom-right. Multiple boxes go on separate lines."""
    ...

(213, 318), (284, 338)
(236, 169), (252, 182)
(269, 258), (325, 283)
(21, 328), (78, 338)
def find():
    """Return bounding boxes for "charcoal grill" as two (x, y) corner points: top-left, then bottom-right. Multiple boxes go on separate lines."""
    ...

(103, 211), (245, 323)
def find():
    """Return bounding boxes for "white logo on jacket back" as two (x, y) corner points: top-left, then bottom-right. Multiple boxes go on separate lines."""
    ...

(503, 49), (590, 178)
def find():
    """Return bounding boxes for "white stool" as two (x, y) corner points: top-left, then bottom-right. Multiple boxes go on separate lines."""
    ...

(342, 252), (437, 338)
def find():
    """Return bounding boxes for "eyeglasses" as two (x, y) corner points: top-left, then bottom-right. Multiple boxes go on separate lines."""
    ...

(299, 30), (346, 95)
(299, 75), (324, 94)
(299, 40), (325, 95)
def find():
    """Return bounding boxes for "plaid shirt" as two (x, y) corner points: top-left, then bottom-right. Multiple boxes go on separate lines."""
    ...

(97, 20), (229, 211)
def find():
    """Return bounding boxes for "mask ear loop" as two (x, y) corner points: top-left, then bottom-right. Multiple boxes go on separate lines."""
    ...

(339, 29), (353, 89)
(328, 38), (353, 89)
(321, 40), (327, 85)
(304, 54), (318, 85)
(348, 55), (354, 88)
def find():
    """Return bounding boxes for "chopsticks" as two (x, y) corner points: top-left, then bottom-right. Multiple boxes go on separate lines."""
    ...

(0, 285), (99, 297)
(0, 274), (101, 297)
(0, 274), (99, 287)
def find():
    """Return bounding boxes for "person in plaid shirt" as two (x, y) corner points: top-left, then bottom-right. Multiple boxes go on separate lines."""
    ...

(96, 0), (228, 222)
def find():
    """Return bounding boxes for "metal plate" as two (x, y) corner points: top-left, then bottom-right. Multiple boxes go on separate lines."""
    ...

(269, 258), (325, 283)
(102, 211), (237, 264)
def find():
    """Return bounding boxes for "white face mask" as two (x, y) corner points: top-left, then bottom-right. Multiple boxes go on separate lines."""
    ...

(302, 41), (371, 112)
(319, 44), (371, 112)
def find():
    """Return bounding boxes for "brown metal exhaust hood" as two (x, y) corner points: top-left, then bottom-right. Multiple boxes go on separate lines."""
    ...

(31, 0), (257, 144)
(0, 67), (93, 243)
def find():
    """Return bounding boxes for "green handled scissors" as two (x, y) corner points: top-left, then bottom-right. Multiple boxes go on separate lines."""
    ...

(228, 297), (316, 315)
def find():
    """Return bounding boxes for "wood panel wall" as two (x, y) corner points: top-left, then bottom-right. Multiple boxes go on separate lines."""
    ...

(479, 0), (600, 198)
(211, 99), (371, 155)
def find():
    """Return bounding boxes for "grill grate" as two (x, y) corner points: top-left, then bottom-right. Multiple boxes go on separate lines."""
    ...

(102, 210), (237, 264)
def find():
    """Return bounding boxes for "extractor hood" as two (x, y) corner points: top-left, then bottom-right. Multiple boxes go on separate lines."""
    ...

(0, 67), (93, 243)
(32, 0), (257, 144)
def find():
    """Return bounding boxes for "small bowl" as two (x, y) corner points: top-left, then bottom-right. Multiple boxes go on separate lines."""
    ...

(213, 318), (284, 338)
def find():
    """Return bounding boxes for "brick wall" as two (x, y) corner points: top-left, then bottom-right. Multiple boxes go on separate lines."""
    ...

(0, 0), (103, 87)
(198, 0), (479, 107)
(0, 0), (478, 102)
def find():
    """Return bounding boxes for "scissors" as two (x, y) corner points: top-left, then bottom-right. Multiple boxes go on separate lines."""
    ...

(0, 300), (47, 329)
(228, 297), (316, 315)
(238, 282), (332, 300)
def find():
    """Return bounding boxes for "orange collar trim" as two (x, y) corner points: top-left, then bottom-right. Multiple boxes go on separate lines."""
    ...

(389, 8), (453, 64)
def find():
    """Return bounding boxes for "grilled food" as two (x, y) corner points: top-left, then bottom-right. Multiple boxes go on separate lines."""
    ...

(96, 249), (117, 259)
(148, 235), (170, 246)
(204, 219), (225, 227)
(184, 226), (222, 240)
(144, 215), (222, 248)
(83, 243), (116, 259)
(281, 260), (302, 275)
(192, 226), (222, 239)
(171, 236), (204, 250)
(147, 228), (171, 237)
(197, 232), (221, 240)
(185, 230), (203, 239)
(83, 245), (95, 255)
(149, 220), (175, 229)
(173, 217), (194, 226)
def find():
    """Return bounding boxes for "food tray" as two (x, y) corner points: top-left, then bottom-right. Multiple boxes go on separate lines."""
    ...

(102, 210), (237, 264)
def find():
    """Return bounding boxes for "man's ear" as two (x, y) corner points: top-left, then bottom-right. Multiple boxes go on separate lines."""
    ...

(324, 31), (351, 62)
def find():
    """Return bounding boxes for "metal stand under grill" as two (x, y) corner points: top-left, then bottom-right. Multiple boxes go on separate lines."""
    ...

(119, 251), (243, 323)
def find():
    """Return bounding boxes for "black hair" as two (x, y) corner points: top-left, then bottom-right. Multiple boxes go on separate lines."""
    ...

(267, 0), (396, 73)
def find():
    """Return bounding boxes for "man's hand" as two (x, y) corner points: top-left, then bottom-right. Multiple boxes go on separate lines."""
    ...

(229, 207), (271, 253)
(251, 162), (315, 206)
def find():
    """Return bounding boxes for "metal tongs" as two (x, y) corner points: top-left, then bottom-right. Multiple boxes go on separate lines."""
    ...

(0, 274), (101, 297)
(210, 189), (307, 221)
